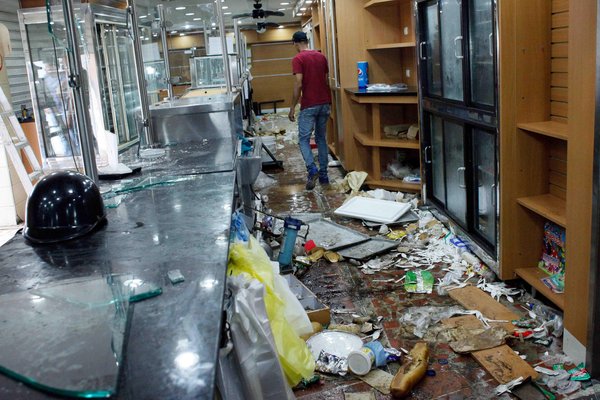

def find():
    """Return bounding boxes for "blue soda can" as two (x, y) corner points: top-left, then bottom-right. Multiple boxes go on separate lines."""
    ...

(357, 61), (369, 89)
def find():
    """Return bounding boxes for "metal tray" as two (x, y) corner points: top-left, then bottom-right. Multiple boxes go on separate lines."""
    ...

(337, 238), (399, 261)
(305, 219), (370, 251)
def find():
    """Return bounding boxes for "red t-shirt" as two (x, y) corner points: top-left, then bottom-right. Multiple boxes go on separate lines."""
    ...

(292, 50), (332, 109)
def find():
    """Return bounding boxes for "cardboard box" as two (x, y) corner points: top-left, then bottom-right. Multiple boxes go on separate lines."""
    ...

(283, 274), (331, 326)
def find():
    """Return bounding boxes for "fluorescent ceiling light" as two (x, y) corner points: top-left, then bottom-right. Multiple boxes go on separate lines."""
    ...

(224, 12), (232, 15)
(179, 33), (185, 36)
(171, 30), (178, 34)
(278, 25), (284, 28)
(281, 2), (289, 4)
(175, 6), (185, 10)
(222, 6), (228, 9)
(185, 12), (194, 15)
(300, 7), (306, 10)
(140, 15), (147, 18)
(211, 22), (216, 26)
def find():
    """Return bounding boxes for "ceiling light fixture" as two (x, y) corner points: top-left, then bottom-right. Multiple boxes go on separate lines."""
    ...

(193, 17), (201, 20)
(222, 6), (228, 9)
(185, 12), (194, 15)
(175, 6), (185, 10)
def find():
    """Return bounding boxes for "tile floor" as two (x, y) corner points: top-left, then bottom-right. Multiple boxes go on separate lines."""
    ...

(252, 113), (599, 400)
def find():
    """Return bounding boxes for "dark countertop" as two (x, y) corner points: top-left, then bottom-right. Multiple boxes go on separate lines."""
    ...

(345, 86), (418, 96)
(0, 171), (236, 399)
(121, 140), (236, 176)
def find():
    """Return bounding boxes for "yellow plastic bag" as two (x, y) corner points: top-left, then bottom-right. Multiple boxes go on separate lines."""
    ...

(228, 237), (316, 387)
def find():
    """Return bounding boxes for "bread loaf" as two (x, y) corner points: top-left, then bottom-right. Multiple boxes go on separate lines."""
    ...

(390, 342), (429, 398)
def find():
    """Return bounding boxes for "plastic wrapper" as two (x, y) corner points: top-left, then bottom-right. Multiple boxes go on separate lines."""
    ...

(524, 299), (564, 337)
(405, 270), (434, 294)
(315, 350), (348, 375)
(399, 306), (466, 338)
(228, 237), (315, 386)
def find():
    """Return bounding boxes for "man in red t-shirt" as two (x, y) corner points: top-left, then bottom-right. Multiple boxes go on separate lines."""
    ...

(289, 31), (332, 190)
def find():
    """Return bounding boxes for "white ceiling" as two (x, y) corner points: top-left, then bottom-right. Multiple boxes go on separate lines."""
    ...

(136, 0), (301, 32)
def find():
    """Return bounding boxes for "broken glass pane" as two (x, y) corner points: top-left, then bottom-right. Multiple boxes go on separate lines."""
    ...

(0, 275), (161, 398)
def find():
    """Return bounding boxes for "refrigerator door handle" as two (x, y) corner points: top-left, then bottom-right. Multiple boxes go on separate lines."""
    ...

(488, 32), (494, 57)
(454, 36), (464, 59)
(419, 41), (427, 60)
(458, 166), (467, 188)
(491, 183), (497, 206)
(424, 145), (432, 164)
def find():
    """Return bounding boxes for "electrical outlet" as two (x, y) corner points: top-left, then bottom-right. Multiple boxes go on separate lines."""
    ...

(406, 69), (411, 78)
(404, 26), (409, 36)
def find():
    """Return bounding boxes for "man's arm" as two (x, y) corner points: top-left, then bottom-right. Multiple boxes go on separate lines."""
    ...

(289, 73), (303, 122)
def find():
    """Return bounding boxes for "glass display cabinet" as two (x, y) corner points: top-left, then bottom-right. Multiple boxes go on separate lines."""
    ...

(417, 0), (498, 265)
(19, 2), (143, 169)
(190, 55), (239, 89)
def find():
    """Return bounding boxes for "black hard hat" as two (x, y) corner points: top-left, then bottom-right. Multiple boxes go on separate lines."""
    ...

(23, 171), (106, 244)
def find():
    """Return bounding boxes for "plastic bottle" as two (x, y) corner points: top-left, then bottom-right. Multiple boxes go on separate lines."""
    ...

(347, 340), (387, 375)
(277, 217), (302, 271)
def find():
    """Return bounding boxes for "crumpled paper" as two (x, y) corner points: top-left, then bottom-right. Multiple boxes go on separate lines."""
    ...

(339, 171), (369, 194)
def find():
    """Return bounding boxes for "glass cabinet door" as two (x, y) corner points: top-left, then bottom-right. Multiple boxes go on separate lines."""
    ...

(468, 0), (495, 106)
(429, 114), (446, 205)
(26, 23), (80, 158)
(444, 120), (467, 226)
(473, 129), (496, 244)
(440, 0), (464, 101)
(420, 1), (442, 96)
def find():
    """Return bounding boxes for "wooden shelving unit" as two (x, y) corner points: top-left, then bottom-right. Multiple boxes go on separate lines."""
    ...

(517, 121), (568, 141)
(354, 131), (420, 149)
(349, 94), (418, 104)
(515, 267), (565, 310)
(516, 194), (567, 228)
(364, 0), (400, 9)
(366, 42), (416, 50)
(365, 178), (421, 192)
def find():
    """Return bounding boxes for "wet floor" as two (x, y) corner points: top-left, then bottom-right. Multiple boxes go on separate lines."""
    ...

(252, 113), (599, 400)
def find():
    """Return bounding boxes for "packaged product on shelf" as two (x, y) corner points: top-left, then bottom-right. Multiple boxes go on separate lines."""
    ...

(538, 221), (566, 276)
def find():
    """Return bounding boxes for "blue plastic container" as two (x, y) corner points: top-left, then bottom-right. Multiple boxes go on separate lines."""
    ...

(357, 61), (369, 89)
(278, 217), (303, 269)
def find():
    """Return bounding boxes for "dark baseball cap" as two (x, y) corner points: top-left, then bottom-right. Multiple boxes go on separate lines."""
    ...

(292, 31), (308, 43)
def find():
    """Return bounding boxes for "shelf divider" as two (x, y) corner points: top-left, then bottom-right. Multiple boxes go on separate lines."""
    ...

(516, 193), (567, 228)
(354, 131), (420, 149)
(517, 120), (568, 141)
(515, 267), (565, 310)
(366, 42), (416, 50)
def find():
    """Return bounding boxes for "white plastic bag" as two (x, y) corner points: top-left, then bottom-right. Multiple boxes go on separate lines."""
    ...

(228, 275), (295, 400)
(270, 262), (313, 337)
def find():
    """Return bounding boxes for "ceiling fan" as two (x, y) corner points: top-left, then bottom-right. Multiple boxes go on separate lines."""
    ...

(255, 21), (279, 33)
(231, 0), (285, 20)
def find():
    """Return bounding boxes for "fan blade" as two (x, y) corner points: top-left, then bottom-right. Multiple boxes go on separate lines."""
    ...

(231, 13), (252, 19)
(264, 11), (285, 17)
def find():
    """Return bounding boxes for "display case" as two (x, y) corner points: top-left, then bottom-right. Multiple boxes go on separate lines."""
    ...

(417, 0), (499, 267)
(19, 3), (143, 169)
(189, 55), (239, 89)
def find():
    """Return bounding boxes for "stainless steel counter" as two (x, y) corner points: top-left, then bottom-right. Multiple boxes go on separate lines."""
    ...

(0, 158), (236, 399)
(150, 93), (243, 146)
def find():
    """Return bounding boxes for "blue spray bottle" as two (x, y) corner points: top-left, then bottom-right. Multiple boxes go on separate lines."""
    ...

(278, 217), (303, 274)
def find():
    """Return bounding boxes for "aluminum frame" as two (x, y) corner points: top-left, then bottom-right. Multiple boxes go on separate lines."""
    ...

(19, 4), (142, 170)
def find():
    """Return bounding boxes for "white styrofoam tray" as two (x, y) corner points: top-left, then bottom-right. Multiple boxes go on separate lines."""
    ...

(334, 196), (412, 224)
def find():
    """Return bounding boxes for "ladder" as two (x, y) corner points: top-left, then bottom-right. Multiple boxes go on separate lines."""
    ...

(0, 86), (43, 196)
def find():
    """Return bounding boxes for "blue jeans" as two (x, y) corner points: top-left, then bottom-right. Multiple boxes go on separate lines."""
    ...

(298, 104), (331, 177)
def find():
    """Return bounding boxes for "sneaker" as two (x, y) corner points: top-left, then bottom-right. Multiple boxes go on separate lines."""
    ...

(319, 176), (330, 185)
(306, 168), (318, 190)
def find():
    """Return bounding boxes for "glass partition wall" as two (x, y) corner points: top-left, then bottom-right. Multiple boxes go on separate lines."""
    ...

(19, 4), (143, 170)
(134, 0), (235, 102)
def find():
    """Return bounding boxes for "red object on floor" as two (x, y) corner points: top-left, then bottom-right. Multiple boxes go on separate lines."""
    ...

(304, 240), (316, 253)
(310, 138), (317, 149)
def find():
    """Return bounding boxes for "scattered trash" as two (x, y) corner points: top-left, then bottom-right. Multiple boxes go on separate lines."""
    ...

(404, 270), (434, 294)
(315, 350), (348, 376)
(541, 369), (582, 395)
(338, 171), (369, 194)
(348, 341), (388, 376)
(495, 376), (525, 395)
(358, 369), (394, 395)
(167, 269), (185, 285)
(390, 342), (429, 398)
(567, 363), (591, 381)
(306, 331), (363, 359)
(476, 278), (522, 303)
